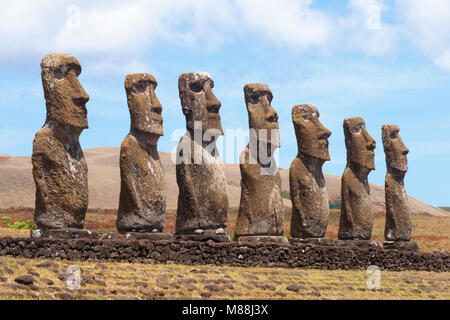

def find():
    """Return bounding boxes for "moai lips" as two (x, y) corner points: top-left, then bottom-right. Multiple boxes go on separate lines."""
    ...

(116, 73), (166, 233)
(289, 105), (332, 239)
(382, 124), (412, 241)
(175, 72), (229, 236)
(32, 54), (89, 230)
(234, 83), (284, 237)
(338, 117), (376, 240)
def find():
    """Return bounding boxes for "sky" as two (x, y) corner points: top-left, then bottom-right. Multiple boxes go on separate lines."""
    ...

(0, 0), (449, 206)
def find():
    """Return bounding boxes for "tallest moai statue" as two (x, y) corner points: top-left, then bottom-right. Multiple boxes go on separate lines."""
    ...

(32, 54), (90, 233)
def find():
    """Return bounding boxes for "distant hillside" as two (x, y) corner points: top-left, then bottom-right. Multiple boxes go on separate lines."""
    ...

(0, 147), (448, 217)
(439, 207), (450, 212)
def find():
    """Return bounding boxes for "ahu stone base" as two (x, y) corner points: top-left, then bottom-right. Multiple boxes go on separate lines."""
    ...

(30, 228), (99, 240)
(383, 241), (419, 252)
(0, 237), (448, 272)
(289, 238), (384, 249)
(236, 236), (289, 244)
(101, 232), (173, 241)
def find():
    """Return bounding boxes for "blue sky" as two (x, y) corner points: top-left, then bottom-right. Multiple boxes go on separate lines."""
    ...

(0, 0), (449, 206)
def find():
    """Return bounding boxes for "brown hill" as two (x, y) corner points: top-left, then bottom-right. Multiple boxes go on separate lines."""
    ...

(0, 147), (448, 217)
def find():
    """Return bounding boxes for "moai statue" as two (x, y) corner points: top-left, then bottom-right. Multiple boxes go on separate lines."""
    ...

(115, 73), (170, 240)
(234, 84), (286, 243)
(31, 53), (97, 239)
(382, 125), (417, 250)
(289, 105), (332, 239)
(338, 117), (376, 240)
(175, 72), (230, 241)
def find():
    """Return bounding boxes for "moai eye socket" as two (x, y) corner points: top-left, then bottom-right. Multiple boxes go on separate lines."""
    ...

(50, 67), (66, 80)
(189, 82), (203, 93)
(131, 82), (147, 94)
(248, 94), (260, 105)
(390, 130), (398, 139)
(351, 123), (363, 134)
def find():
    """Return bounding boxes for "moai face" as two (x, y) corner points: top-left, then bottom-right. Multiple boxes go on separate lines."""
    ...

(178, 72), (223, 135)
(125, 73), (163, 137)
(382, 124), (409, 172)
(40, 54), (89, 130)
(292, 104), (331, 161)
(244, 83), (280, 146)
(344, 117), (376, 170)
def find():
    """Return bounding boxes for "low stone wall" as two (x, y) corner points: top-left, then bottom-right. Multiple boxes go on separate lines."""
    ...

(0, 237), (448, 272)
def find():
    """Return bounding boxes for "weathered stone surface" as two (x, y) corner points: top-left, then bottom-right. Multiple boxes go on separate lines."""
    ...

(338, 117), (376, 240)
(30, 228), (99, 239)
(289, 238), (383, 249)
(382, 124), (412, 241)
(14, 275), (35, 286)
(175, 234), (231, 243)
(234, 84), (284, 237)
(289, 105), (332, 238)
(236, 236), (289, 244)
(116, 73), (166, 233)
(175, 72), (229, 235)
(32, 54), (89, 230)
(124, 232), (173, 241)
(384, 241), (419, 252)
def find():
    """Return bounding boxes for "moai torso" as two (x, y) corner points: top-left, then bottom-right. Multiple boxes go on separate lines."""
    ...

(32, 54), (90, 229)
(234, 84), (284, 237)
(175, 72), (229, 235)
(382, 124), (411, 241)
(338, 117), (376, 240)
(116, 73), (166, 233)
(289, 105), (331, 238)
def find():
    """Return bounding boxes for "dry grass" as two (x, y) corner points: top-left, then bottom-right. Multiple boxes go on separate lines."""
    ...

(0, 255), (448, 300)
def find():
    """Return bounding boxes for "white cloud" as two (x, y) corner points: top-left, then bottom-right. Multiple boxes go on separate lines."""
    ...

(235, 0), (332, 52)
(396, 0), (450, 71)
(342, 0), (398, 55)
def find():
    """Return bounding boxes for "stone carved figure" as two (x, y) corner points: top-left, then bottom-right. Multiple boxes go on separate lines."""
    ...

(289, 105), (332, 239)
(338, 117), (376, 240)
(234, 84), (284, 238)
(382, 124), (411, 241)
(32, 54), (89, 230)
(116, 73), (166, 233)
(175, 72), (229, 235)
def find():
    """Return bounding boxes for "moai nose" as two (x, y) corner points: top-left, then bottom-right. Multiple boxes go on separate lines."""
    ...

(318, 121), (331, 140)
(205, 84), (221, 112)
(266, 106), (278, 123)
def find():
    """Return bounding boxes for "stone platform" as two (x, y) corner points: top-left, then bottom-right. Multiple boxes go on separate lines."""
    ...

(383, 241), (419, 252)
(289, 238), (384, 249)
(235, 236), (289, 244)
(30, 228), (99, 240)
(0, 237), (446, 272)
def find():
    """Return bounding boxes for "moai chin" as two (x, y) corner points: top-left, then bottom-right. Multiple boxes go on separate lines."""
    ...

(382, 124), (411, 241)
(234, 83), (284, 238)
(116, 73), (166, 234)
(289, 105), (332, 239)
(175, 72), (229, 236)
(32, 53), (89, 230)
(338, 117), (376, 240)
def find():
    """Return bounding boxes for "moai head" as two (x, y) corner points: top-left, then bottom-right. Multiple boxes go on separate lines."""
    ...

(292, 104), (331, 161)
(382, 124), (409, 173)
(344, 117), (376, 170)
(178, 72), (223, 135)
(40, 54), (89, 130)
(244, 83), (280, 147)
(125, 73), (163, 138)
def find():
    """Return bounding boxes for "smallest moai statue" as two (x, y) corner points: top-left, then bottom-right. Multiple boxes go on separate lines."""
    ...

(382, 124), (418, 251)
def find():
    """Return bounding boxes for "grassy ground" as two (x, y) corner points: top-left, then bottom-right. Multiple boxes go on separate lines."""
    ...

(0, 255), (448, 300)
(0, 208), (448, 300)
